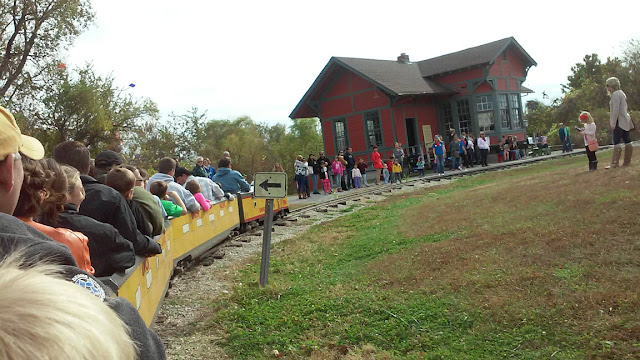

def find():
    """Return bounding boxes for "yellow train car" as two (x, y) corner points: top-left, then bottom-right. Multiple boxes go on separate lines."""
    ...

(101, 198), (240, 326)
(237, 192), (289, 230)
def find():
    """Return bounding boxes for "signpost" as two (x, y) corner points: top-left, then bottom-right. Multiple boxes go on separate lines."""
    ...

(253, 172), (287, 287)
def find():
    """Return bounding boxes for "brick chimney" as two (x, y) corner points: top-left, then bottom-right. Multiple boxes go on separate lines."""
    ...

(397, 53), (410, 64)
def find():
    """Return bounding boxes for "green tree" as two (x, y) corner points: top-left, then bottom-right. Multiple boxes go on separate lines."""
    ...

(13, 64), (158, 155)
(0, 0), (95, 99)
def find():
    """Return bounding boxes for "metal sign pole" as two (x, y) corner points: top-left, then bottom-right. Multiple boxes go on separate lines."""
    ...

(259, 198), (274, 287)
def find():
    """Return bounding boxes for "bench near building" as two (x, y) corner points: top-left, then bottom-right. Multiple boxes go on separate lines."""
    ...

(290, 37), (537, 161)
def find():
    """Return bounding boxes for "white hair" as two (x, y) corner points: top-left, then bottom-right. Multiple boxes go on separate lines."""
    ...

(606, 77), (621, 91)
(0, 255), (137, 360)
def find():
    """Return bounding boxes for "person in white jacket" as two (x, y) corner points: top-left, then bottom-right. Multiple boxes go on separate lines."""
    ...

(577, 111), (598, 171)
(477, 132), (490, 167)
(605, 77), (633, 168)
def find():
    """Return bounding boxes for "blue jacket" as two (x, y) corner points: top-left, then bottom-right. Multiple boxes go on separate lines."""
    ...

(213, 167), (251, 193)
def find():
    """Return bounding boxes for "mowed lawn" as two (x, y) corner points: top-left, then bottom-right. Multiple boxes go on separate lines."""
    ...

(210, 151), (640, 359)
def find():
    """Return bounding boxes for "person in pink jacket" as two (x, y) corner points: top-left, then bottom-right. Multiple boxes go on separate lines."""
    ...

(185, 180), (211, 211)
(577, 111), (598, 171)
(331, 156), (344, 192)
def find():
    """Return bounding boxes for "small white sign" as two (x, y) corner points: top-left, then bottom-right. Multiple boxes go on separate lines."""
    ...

(253, 172), (288, 199)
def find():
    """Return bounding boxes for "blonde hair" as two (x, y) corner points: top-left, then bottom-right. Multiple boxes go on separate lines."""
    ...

(606, 77), (621, 91)
(579, 111), (595, 124)
(60, 164), (82, 196)
(0, 255), (137, 360)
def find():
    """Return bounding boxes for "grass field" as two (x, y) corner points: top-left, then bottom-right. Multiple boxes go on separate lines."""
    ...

(207, 152), (640, 359)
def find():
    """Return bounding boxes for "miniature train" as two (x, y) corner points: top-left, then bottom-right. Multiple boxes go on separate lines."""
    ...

(99, 193), (289, 325)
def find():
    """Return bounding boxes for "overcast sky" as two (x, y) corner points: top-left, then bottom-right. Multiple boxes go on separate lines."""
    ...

(67, 0), (639, 126)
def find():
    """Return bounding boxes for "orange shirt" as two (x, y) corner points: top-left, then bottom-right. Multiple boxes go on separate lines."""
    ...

(19, 218), (95, 275)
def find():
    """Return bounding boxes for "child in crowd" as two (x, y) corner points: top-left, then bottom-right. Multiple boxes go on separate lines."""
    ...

(357, 158), (368, 187)
(331, 156), (343, 192)
(382, 163), (390, 184)
(416, 156), (424, 176)
(185, 179), (211, 211)
(149, 181), (187, 217)
(497, 140), (505, 163)
(105, 166), (152, 237)
(351, 166), (362, 188)
(392, 159), (402, 183)
(319, 161), (331, 194)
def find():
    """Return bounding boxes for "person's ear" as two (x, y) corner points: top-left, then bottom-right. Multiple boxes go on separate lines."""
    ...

(0, 154), (16, 192)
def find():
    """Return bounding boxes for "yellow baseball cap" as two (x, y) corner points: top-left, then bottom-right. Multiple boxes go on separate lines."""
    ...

(0, 106), (45, 161)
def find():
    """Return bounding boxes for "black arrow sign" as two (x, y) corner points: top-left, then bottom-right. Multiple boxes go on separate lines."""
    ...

(259, 179), (282, 192)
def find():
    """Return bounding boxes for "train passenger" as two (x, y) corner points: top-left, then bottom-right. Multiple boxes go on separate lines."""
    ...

(124, 165), (165, 236)
(149, 181), (187, 217)
(39, 164), (136, 277)
(53, 142), (155, 256)
(203, 157), (216, 180)
(192, 156), (208, 178)
(213, 157), (251, 194)
(138, 167), (150, 189)
(14, 158), (94, 274)
(185, 180), (211, 211)
(93, 150), (125, 183)
(148, 157), (200, 213)
(0, 255), (137, 360)
(175, 167), (228, 202)
(0, 107), (166, 359)
(106, 167), (154, 238)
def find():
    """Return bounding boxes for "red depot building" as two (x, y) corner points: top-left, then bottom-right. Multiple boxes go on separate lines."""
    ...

(290, 37), (537, 163)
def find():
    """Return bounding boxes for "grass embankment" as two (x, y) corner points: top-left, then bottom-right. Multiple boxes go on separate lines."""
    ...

(210, 152), (640, 359)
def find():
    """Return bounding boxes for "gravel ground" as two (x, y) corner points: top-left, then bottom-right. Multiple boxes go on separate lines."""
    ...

(154, 178), (452, 359)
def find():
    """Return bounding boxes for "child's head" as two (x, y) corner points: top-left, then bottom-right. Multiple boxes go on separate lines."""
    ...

(394, 159), (399, 164)
(383, 163), (387, 169)
(418, 156), (423, 161)
(296, 154), (303, 161)
(185, 179), (201, 195)
(105, 166), (136, 200)
(358, 158), (364, 163)
(149, 181), (168, 199)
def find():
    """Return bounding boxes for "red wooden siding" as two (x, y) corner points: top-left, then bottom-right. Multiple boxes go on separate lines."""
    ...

(353, 89), (388, 112)
(325, 71), (350, 98)
(347, 114), (365, 152)
(435, 68), (483, 85)
(488, 62), (501, 76)
(475, 82), (493, 93)
(415, 105), (438, 143)
(380, 108), (394, 148)
(509, 79), (519, 91)
(506, 49), (525, 77)
(393, 107), (406, 144)
(322, 121), (335, 156)
(351, 72), (375, 91)
(320, 96), (351, 119)
(496, 78), (507, 91)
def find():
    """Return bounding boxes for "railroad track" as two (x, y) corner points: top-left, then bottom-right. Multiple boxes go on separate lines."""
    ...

(285, 148), (591, 219)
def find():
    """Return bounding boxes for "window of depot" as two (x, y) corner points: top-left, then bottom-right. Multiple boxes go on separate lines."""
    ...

(364, 110), (383, 148)
(334, 119), (348, 152)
